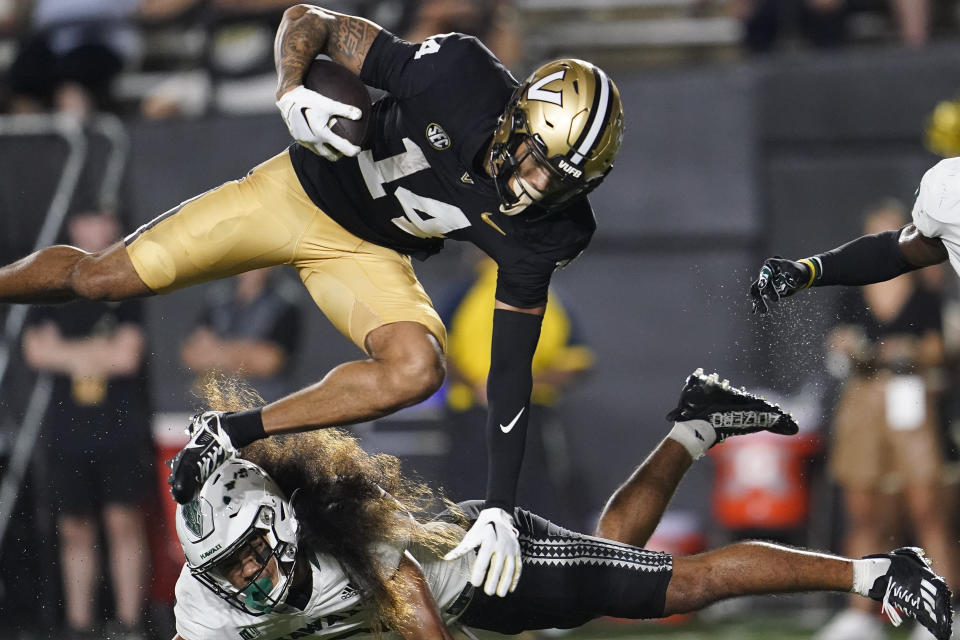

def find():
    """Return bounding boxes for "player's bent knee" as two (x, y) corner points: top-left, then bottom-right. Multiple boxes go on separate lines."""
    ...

(70, 247), (150, 301)
(387, 346), (445, 403)
(662, 557), (711, 615)
(69, 255), (114, 300)
(368, 322), (446, 404)
(377, 348), (445, 407)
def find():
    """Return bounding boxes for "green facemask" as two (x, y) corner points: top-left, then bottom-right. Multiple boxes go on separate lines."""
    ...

(242, 577), (276, 613)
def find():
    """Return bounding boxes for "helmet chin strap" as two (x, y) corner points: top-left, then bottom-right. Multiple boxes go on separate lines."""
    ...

(243, 576), (280, 613)
(240, 549), (296, 614)
(243, 567), (296, 614)
(499, 195), (532, 216)
(499, 176), (539, 216)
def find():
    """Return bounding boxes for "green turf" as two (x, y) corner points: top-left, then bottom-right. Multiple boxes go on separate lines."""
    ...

(468, 616), (916, 639)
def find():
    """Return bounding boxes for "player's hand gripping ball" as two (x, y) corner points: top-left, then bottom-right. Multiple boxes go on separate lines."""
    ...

(276, 59), (372, 161)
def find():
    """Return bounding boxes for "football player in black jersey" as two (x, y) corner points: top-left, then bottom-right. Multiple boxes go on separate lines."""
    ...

(0, 4), (623, 596)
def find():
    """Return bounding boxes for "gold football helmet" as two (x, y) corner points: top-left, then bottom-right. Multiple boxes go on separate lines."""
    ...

(489, 58), (624, 215)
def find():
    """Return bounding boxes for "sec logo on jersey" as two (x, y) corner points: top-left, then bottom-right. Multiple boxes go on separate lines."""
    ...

(426, 123), (451, 150)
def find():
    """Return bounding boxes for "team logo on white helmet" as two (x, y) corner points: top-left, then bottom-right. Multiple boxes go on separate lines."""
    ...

(175, 458), (300, 615)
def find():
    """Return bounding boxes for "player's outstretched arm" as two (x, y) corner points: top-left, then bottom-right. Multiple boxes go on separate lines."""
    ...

(445, 301), (545, 597)
(391, 553), (456, 640)
(749, 224), (948, 314)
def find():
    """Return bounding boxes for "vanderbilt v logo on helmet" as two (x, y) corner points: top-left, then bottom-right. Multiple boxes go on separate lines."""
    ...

(489, 59), (624, 214)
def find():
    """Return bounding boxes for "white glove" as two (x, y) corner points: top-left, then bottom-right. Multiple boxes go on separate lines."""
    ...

(444, 507), (521, 597)
(276, 85), (362, 162)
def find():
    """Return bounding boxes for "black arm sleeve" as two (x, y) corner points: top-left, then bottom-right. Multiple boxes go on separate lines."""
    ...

(484, 309), (543, 511)
(813, 229), (916, 287)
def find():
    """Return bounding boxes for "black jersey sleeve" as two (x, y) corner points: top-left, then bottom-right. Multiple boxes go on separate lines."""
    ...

(495, 259), (556, 308)
(494, 201), (596, 308)
(360, 30), (509, 99)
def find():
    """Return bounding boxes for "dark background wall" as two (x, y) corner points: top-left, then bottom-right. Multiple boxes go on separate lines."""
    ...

(4, 42), (960, 534)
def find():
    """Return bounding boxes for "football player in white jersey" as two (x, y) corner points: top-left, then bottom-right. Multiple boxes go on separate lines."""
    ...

(750, 159), (958, 313)
(172, 370), (953, 640)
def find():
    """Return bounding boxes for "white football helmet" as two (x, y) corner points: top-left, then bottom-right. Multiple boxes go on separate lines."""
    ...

(175, 458), (300, 615)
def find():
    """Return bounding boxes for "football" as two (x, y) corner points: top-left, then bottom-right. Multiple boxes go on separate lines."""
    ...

(303, 58), (372, 149)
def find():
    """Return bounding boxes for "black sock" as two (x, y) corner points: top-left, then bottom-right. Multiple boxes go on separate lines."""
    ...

(222, 408), (266, 448)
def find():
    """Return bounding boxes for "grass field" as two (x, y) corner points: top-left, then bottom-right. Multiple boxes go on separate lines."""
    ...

(470, 619), (917, 640)
(469, 610), (918, 640)
(0, 609), (922, 640)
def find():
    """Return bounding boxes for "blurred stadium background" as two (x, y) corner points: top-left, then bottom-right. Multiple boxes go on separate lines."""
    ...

(2, 0), (960, 638)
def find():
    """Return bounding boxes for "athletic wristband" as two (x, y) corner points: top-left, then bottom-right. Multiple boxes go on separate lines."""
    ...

(797, 257), (821, 289)
(222, 408), (266, 448)
(668, 420), (717, 460)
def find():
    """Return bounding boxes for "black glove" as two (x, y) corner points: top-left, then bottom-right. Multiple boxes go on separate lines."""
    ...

(749, 257), (813, 314)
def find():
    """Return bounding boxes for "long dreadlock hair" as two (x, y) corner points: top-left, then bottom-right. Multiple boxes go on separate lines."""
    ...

(195, 373), (465, 632)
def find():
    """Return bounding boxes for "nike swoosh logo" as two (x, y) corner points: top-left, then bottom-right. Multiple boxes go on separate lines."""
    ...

(500, 407), (525, 434)
(299, 107), (315, 134)
(481, 212), (506, 236)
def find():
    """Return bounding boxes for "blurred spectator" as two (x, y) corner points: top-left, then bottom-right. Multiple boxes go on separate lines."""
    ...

(729, 0), (849, 53)
(138, 0), (521, 117)
(21, 209), (152, 640)
(925, 95), (960, 158)
(7, 0), (143, 117)
(404, 0), (521, 70)
(138, 0), (201, 21)
(180, 267), (301, 403)
(889, 0), (930, 47)
(814, 200), (958, 640)
(139, 0), (290, 118)
(439, 256), (593, 527)
(728, 0), (931, 53)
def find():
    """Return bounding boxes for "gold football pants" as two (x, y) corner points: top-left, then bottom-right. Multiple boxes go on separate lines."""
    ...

(125, 151), (446, 353)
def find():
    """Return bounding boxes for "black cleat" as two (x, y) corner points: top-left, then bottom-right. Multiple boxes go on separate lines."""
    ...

(167, 411), (237, 504)
(666, 368), (799, 444)
(866, 546), (953, 640)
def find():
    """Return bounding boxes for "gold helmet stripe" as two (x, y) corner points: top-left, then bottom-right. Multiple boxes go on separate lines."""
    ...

(570, 66), (611, 166)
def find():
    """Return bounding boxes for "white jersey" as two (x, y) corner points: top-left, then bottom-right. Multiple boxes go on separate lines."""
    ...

(911, 157), (960, 275)
(175, 526), (473, 640)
